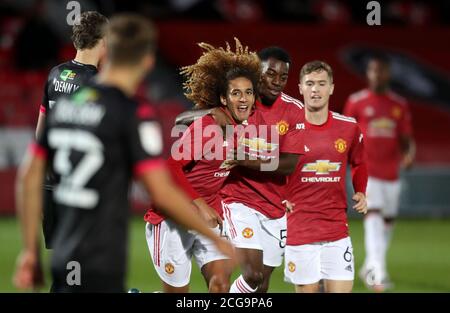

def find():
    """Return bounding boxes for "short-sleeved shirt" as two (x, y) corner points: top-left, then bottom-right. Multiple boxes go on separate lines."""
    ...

(344, 89), (412, 180)
(144, 114), (232, 225)
(40, 60), (98, 115)
(221, 93), (306, 219)
(287, 111), (366, 245)
(34, 82), (164, 286)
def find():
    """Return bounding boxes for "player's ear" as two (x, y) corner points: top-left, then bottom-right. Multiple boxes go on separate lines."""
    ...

(220, 95), (226, 106)
(330, 83), (334, 95)
(298, 83), (303, 95)
(99, 38), (107, 61)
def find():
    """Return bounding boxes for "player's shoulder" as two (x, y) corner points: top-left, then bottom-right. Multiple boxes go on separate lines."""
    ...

(331, 111), (357, 124)
(77, 82), (137, 114)
(386, 90), (408, 106)
(280, 92), (304, 110)
(190, 113), (216, 129)
(347, 89), (371, 104)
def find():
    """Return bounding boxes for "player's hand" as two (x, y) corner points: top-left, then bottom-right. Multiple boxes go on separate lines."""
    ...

(352, 192), (367, 214)
(210, 107), (233, 127)
(194, 198), (223, 228)
(221, 159), (238, 170)
(13, 249), (37, 290)
(401, 153), (414, 170)
(282, 200), (295, 213)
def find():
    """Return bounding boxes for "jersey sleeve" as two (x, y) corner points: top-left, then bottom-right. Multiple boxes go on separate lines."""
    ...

(128, 102), (166, 177)
(280, 128), (305, 155)
(172, 115), (220, 162)
(280, 108), (305, 155)
(349, 125), (368, 194)
(30, 112), (50, 159)
(40, 80), (50, 115)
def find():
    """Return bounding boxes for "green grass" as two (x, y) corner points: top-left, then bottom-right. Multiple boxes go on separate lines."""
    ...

(1, 217), (449, 292)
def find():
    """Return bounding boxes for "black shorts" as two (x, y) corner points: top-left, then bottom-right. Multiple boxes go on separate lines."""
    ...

(42, 188), (57, 249)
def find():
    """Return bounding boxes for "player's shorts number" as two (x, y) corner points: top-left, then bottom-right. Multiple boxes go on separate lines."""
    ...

(343, 246), (352, 262)
(49, 128), (104, 209)
(279, 229), (287, 248)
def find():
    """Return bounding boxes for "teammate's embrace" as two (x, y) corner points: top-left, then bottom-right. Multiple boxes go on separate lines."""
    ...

(144, 40), (261, 293)
(13, 14), (234, 293)
(284, 61), (368, 293)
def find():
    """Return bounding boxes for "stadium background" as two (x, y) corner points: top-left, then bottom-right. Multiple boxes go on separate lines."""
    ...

(0, 0), (449, 292)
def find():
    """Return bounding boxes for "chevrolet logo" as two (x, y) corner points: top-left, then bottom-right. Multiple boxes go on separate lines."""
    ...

(240, 137), (278, 152)
(302, 160), (341, 175)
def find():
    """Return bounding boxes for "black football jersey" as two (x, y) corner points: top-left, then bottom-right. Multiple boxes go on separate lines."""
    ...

(38, 81), (164, 290)
(40, 60), (98, 249)
(40, 60), (98, 115)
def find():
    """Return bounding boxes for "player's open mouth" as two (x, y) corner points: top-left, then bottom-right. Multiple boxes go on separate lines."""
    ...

(237, 105), (249, 112)
(312, 95), (321, 100)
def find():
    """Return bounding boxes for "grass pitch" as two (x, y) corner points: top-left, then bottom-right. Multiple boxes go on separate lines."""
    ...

(1, 217), (449, 292)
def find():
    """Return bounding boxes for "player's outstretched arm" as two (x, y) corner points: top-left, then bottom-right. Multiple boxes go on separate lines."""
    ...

(400, 135), (415, 169)
(35, 113), (46, 140)
(227, 152), (299, 175)
(140, 167), (235, 259)
(13, 151), (46, 290)
(175, 109), (211, 126)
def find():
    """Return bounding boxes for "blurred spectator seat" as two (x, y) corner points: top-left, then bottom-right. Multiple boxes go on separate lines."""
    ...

(0, 70), (46, 169)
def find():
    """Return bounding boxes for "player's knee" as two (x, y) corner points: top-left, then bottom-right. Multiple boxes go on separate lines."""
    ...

(208, 274), (230, 293)
(243, 270), (263, 289)
(365, 209), (382, 218)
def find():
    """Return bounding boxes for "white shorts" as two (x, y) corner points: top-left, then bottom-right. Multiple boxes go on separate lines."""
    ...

(366, 177), (401, 218)
(145, 220), (228, 287)
(222, 202), (286, 267)
(284, 237), (354, 285)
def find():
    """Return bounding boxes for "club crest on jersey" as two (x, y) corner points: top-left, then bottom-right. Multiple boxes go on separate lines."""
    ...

(334, 138), (347, 153)
(165, 263), (175, 274)
(242, 227), (254, 239)
(364, 106), (375, 117)
(288, 261), (296, 272)
(391, 106), (402, 119)
(302, 160), (341, 175)
(276, 120), (289, 135)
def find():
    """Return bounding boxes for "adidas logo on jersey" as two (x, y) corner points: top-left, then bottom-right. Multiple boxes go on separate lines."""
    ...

(296, 123), (305, 130)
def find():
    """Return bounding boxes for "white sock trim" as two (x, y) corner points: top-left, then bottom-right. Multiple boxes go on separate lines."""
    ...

(230, 275), (257, 293)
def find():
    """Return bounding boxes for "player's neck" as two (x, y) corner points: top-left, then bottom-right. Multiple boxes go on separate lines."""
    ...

(259, 95), (275, 107)
(305, 104), (329, 125)
(369, 85), (389, 95)
(97, 65), (142, 97)
(74, 49), (100, 68)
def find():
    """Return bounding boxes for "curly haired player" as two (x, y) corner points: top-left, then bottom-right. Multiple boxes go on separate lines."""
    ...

(144, 39), (261, 292)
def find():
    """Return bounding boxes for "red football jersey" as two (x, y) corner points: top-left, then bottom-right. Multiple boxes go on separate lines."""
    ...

(221, 93), (306, 219)
(344, 89), (412, 180)
(144, 115), (231, 225)
(286, 111), (366, 245)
